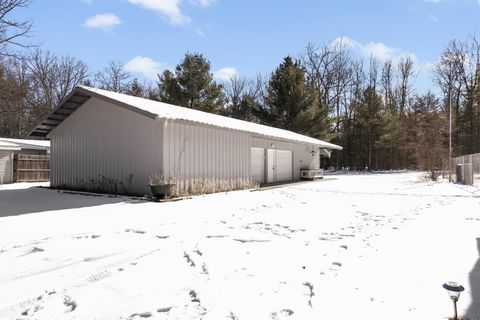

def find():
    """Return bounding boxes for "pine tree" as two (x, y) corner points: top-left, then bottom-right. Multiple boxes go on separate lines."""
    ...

(156, 52), (225, 113)
(260, 56), (321, 135)
(355, 86), (385, 170)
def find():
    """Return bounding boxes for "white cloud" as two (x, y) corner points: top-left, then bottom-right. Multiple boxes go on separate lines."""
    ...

(424, 0), (443, 3)
(191, 0), (216, 6)
(127, 0), (191, 25)
(84, 13), (121, 31)
(123, 56), (164, 80)
(332, 36), (440, 83)
(82, 0), (93, 4)
(214, 67), (237, 81)
(332, 37), (417, 64)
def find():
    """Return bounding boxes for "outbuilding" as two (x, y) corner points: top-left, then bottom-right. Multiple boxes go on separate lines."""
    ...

(31, 86), (341, 195)
(0, 138), (50, 184)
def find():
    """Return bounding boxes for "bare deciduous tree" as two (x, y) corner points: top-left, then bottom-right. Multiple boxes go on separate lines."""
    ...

(94, 61), (131, 93)
(0, 0), (33, 56)
(224, 74), (265, 121)
(396, 56), (415, 117)
(27, 49), (89, 109)
(434, 36), (480, 154)
(381, 60), (394, 110)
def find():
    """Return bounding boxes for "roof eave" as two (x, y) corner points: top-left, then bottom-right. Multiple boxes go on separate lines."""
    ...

(29, 86), (159, 138)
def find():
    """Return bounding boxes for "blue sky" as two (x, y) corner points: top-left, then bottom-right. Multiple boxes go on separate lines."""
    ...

(14, 0), (480, 91)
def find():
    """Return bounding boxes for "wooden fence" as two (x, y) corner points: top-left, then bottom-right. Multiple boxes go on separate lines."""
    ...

(13, 154), (50, 182)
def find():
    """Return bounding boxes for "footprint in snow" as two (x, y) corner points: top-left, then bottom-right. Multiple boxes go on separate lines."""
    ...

(271, 309), (294, 319)
(64, 296), (77, 312)
(129, 311), (153, 318)
(20, 246), (44, 257)
(125, 229), (146, 234)
(86, 270), (111, 282)
(330, 262), (343, 272)
(21, 292), (76, 316)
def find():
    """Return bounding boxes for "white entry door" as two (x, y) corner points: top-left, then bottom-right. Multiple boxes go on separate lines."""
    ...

(276, 150), (293, 182)
(266, 149), (293, 183)
(251, 148), (265, 184)
(267, 149), (275, 183)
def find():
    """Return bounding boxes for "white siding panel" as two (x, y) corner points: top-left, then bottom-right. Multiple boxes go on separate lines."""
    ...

(0, 150), (14, 184)
(251, 148), (265, 184)
(49, 97), (163, 195)
(163, 120), (251, 192)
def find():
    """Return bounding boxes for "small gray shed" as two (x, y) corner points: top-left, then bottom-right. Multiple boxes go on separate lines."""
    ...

(0, 138), (50, 184)
(31, 86), (342, 195)
(0, 140), (20, 184)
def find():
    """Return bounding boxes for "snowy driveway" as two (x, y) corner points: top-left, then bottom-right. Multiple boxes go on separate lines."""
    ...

(0, 173), (479, 319)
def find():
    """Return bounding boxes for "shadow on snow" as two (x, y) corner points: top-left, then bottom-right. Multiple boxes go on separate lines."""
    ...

(0, 187), (137, 218)
(465, 238), (480, 319)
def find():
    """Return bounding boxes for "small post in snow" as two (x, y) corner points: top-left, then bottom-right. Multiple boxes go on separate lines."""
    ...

(442, 281), (464, 320)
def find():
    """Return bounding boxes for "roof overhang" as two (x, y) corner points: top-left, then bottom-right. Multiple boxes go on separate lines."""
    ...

(29, 87), (158, 138)
(319, 148), (332, 157)
(0, 143), (21, 151)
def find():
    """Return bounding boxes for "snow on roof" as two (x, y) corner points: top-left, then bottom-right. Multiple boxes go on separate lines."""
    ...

(78, 86), (342, 150)
(0, 138), (50, 150)
(0, 140), (21, 151)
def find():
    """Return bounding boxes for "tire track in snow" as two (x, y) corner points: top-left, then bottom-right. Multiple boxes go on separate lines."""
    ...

(0, 248), (163, 317)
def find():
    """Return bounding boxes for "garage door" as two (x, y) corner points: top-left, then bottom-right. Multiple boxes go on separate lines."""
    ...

(251, 148), (265, 184)
(275, 150), (292, 182)
(0, 150), (13, 184)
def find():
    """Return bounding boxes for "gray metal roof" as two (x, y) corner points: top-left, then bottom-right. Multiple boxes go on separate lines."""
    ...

(30, 89), (91, 137)
(30, 86), (342, 150)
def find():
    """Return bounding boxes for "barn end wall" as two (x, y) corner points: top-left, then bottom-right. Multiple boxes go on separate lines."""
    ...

(49, 97), (163, 195)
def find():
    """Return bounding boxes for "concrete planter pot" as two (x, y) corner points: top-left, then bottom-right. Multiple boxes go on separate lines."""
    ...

(150, 183), (175, 199)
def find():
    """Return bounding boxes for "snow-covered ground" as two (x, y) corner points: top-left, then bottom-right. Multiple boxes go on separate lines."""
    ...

(0, 172), (479, 320)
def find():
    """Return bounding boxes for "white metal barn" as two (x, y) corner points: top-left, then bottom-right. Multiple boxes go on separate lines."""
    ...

(31, 86), (342, 195)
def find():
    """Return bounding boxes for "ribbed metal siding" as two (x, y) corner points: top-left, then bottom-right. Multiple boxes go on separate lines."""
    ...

(49, 98), (163, 195)
(163, 119), (251, 191)
(163, 121), (320, 190)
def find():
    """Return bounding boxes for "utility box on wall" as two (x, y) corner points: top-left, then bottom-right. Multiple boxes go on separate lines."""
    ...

(300, 169), (323, 180)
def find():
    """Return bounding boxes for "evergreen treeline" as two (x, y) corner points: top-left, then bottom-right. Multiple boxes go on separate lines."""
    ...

(1, 1), (479, 176)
